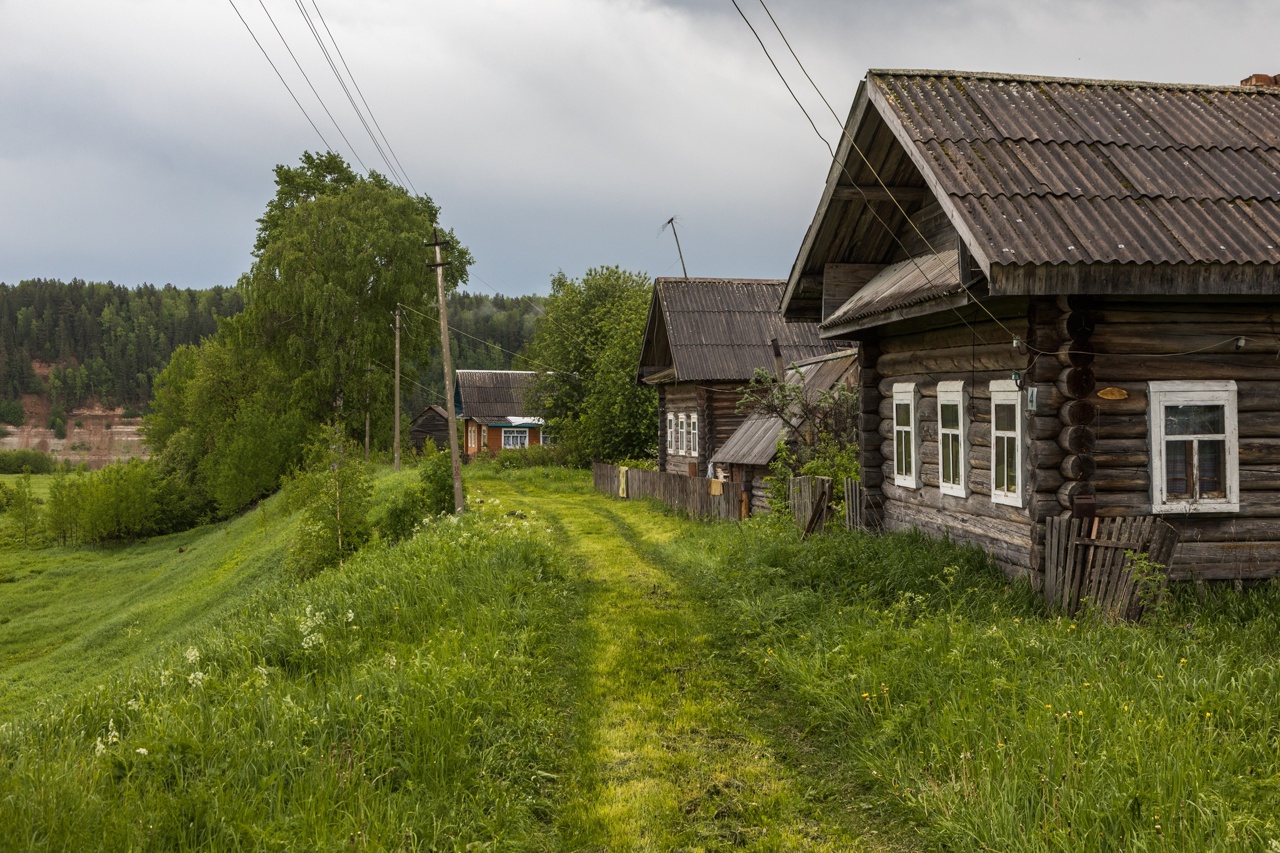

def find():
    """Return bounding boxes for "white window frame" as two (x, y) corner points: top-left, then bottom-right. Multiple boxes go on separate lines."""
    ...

(677, 414), (687, 456)
(467, 423), (478, 451)
(990, 380), (1023, 507)
(937, 381), (969, 498)
(480, 424), (488, 450)
(1149, 380), (1239, 514)
(502, 428), (529, 449)
(892, 383), (921, 489)
(666, 413), (675, 453)
(690, 413), (699, 456)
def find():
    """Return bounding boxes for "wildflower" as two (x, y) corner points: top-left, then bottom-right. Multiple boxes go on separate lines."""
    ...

(861, 693), (870, 700)
(301, 633), (324, 650)
(1123, 705), (1129, 711)
(184, 646), (201, 665)
(1078, 711), (1084, 716)
(1157, 674), (1164, 679)
(94, 738), (106, 757)
(1045, 704), (1052, 709)
(1205, 712), (1212, 718)
(159, 669), (171, 687)
(135, 748), (148, 756)
(1083, 682), (1091, 687)
(107, 719), (119, 745)
(126, 697), (141, 711)
(188, 671), (205, 688)
(346, 610), (355, 623)
(1180, 658), (1187, 665)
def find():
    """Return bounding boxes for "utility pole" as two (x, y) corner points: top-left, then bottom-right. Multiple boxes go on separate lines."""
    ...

(393, 307), (401, 471)
(431, 228), (465, 513)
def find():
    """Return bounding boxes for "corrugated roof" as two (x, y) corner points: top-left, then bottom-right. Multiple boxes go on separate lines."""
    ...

(711, 351), (858, 466)
(455, 370), (536, 421)
(640, 278), (835, 383)
(821, 249), (961, 331)
(873, 71), (1280, 268)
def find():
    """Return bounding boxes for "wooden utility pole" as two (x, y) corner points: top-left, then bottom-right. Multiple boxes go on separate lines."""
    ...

(393, 307), (401, 471)
(431, 228), (465, 513)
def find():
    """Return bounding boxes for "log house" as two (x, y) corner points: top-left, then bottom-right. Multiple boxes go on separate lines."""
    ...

(781, 69), (1280, 583)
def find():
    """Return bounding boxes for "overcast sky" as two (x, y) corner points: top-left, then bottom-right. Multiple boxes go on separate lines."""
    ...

(0, 0), (1274, 295)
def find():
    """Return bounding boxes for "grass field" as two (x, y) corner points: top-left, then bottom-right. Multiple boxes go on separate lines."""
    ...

(0, 472), (51, 501)
(4, 464), (1280, 850)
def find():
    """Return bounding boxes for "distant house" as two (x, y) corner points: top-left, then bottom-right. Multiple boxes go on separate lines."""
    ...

(455, 369), (543, 458)
(711, 349), (858, 514)
(781, 69), (1280, 582)
(636, 277), (834, 477)
(409, 405), (451, 452)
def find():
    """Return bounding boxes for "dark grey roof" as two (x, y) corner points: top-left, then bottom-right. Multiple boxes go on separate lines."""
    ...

(822, 249), (961, 332)
(783, 69), (1280, 320)
(877, 71), (1280, 267)
(455, 370), (536, 421)
(638, 278), (835, 383)
(711, 351), (858, 466)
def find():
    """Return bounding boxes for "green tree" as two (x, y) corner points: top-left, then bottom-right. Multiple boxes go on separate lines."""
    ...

(523, 266), (656, 465)
(287, 423), (373, 579)
(9, 469), (39, 546)
(44, 469), (80, 546)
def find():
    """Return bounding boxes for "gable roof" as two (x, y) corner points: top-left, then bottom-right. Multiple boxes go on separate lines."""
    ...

(783, 70), (1280, 323)
(455, 370), (536, 421)
(637, 278), (835, 384)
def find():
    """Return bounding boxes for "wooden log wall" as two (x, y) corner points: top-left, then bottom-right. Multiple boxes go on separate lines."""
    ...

(1050, 294), (1098, 529)
(870, 305), (1038, 580)
(661, 381), (750, 476)
(1088, 296), (1280, 580)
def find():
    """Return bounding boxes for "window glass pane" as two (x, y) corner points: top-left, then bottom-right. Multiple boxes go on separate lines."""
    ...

(994, 437), (1007, 491)
(942, 434), (959, 485)
(896, 402), (912, 427)
(1004, 437), (1018, 492)
(1165, 405), (1224, 436)
(1198, 439), (1226, 498)
(940, 402), (959, 430)
(897, 430), (912, 476)
(994, 403), (1016, 433)
(1165, 439), (1191, 498)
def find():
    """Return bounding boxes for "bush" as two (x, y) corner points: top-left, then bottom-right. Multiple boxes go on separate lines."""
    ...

(0, 399), (24, 427)
(286, 425), (372, 579)
(422, 449), (459, 515)
(493, 444), (568, 470)
(0, 450), (55, 475)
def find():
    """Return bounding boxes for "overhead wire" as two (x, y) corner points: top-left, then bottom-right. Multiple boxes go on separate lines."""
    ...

(309, 0), (420, 196)
(227, 0), (334, 151)
(256, 0), (370, 172)
(397, 301), (569, 376)
(293, 0), (405, 186)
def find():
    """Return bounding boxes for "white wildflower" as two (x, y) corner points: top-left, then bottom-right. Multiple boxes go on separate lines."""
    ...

(301, 633), (324, 650)
(345, 609), (355, 624)
(126, 697), (141, 711)
(188, 671), (205, 688)
(94, 737), (106, 757)
(384, 652), (398, 669)
(159, 669), (171, 687)
(184, 646), (201, 665)
(107, 719), (120, 745)
(135, 747), (148, 756)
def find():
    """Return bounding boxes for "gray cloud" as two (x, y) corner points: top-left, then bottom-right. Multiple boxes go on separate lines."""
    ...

(0, 0), (1274, 293)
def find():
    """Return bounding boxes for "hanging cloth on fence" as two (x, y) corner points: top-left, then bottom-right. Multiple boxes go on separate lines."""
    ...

(618, 467), (628, 498)
(708, 479), (723, 496)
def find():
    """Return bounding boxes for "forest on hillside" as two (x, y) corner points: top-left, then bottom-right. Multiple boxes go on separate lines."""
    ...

(0, 279), (243, 413)
(0, 278), (544, 423)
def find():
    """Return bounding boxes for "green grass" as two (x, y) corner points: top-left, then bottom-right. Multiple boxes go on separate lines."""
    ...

(0, 472), (51, 501)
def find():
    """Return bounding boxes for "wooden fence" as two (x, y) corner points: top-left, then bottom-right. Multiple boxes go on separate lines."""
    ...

(592, 463), (745, 521)
(1044, 516), (1179, 621)
(789, 476), (867, 536)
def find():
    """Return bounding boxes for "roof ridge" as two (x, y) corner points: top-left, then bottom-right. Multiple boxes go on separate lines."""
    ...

(869, 68), (1280, 93)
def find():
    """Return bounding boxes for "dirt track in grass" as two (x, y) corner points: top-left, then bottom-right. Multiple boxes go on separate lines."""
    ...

(476, 472), (907, 852)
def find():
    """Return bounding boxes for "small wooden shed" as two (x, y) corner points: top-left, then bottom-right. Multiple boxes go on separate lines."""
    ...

(781, 69), (1280, 583)
(409, 404), (451, 452)
(710, 350), (858, 514)
(636, 277), (834, 477)
(454, 370), (543, 458)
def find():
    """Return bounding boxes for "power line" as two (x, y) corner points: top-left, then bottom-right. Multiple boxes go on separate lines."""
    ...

(293, 0), (404, 186)
(309, 0), (420, 196)
(227, 0), (333, 151)
(466, 265), (602, 356)
(397, 301), (569, 376)
(256, 0), (369, 173)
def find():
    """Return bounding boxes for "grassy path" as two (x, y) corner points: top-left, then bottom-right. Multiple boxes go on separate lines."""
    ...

(478, 472), (899, 852)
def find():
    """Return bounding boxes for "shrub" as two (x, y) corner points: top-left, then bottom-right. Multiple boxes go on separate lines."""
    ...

(0, 450), (55, 475)
(422, 449), (458, 515)
(286, 424), (372, 579)
(0, 399), (24, 427)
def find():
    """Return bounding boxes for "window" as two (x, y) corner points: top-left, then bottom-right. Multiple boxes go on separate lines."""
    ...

(467, 423), (477, 451)
(892, 383), (921, 488)
(1149, 381), (1238, 513)
(990, 380), (1023, 507)
(690, 413), (699, 456)
(666, 413), (675, 453)
(502, 428), (529, 449)
(937, 381), (968, 497)
(677, 414), (687, 455)
(480, 425), (488, 450)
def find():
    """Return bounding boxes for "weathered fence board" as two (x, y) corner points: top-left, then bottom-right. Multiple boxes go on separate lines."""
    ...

(1045, 516), (1179, 621)
(592, 463), (744, 521)
(789, 476), (832, 536)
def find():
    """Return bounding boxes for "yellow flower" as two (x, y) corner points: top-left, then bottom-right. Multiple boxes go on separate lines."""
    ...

(1180, 658), (1187, 664)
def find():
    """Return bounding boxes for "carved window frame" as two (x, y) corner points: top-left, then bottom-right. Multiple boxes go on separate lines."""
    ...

(1149, 380), (1239, 514)
(893, 382), (921, 489)
(937, 381), (969, 498)
(990, 380), (1023, 507)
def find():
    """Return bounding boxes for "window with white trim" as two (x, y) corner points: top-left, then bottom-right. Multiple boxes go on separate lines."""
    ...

(690, 413), (699, 456)
(990, 380), (1023, 507)
(892, 383), (921, 488)
(937, 381), (968, 497)
(502, 428), (529, 449)
(480, 425), (488, 450)
(677, 414), (687, 455)
(467, 423), (478, 451)
(1149, 381), (1238, 513)
(666, 413), (675, 453)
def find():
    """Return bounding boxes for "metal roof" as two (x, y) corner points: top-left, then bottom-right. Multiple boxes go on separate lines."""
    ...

(638, 278), (835, 383)
(782, 70), (1280, 319)
(821, 249), (962, 331)
(874, 71), (1280, 269)
(711, 351), (858, 466)
(455, 370), (537, 421)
